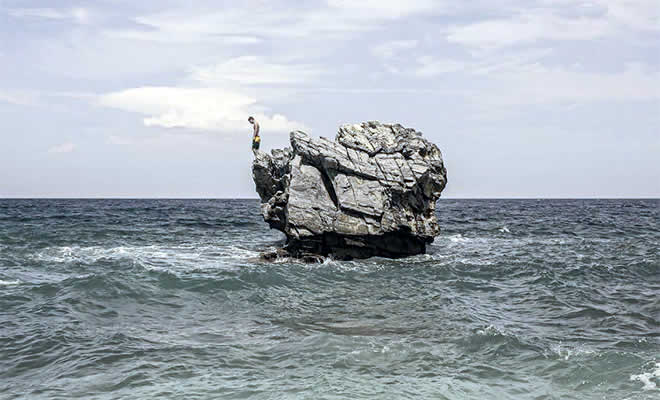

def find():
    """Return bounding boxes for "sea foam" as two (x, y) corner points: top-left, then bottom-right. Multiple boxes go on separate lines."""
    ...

(630, 362), (660, 391)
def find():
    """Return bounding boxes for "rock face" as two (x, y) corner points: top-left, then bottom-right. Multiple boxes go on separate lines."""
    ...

(252, 121), (447, 260)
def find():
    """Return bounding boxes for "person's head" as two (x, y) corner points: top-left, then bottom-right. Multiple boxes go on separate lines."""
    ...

(248, 116), (254, 124)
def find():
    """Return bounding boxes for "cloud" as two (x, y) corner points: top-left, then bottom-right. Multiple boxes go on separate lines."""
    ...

(409, 58), (660, 107)
(0, 89), (96, 108)
(409, 48), (553, 77)
(107, 29), (261, 44)
(326, 0), (439, 18)
(0, 91), (36, 106)
(445, 0), (660, 49)
(488, 62), (660, 105)
(356, 0), (660, 108)
(48, 143), (76, 153)
(98, 55), (316, 134)
(9, 8), (66, 19)
(106, 135), (133, 145)
(190, 56), (323, 85)
(405, 49), (660, 105)
(114, 7), (345, 42)
(414, 56), (466, 77)
(104, 0), (447, 44)
(70, 8), (91, 24)
(447, 13), (611, 48)
(371, 40), (418, 59)
(9, 7), (91, 24)
(99, 87), (305, 133)
(587, 0), (660, 31)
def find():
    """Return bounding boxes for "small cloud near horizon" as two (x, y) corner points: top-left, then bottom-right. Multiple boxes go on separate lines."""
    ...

(47, 143), (76, 154)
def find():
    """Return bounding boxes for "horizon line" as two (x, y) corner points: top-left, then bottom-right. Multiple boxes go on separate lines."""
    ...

(1, 197), (658, 200)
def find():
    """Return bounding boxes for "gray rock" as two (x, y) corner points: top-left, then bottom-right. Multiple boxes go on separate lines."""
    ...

(252, 121), (447, 260)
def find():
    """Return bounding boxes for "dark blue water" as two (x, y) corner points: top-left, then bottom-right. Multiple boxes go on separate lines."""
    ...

(0, 199), (658, 399)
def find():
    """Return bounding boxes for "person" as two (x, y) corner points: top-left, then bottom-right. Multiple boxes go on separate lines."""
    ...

(248, 116), (260, 151)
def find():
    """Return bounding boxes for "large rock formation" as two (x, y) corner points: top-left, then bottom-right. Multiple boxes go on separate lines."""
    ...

(252, 121), (447, 260)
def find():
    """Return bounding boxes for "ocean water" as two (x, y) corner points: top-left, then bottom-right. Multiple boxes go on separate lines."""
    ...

(0, 199), (658, 400)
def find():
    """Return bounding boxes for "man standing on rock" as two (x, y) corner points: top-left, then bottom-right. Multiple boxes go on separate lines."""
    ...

(248, 116), (260, 152)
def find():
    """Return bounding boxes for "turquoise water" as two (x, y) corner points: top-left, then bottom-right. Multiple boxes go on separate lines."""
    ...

(0, 199), (658, 399)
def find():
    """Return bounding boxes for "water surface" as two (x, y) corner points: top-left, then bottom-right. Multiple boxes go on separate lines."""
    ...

(0, 199), (658, 399)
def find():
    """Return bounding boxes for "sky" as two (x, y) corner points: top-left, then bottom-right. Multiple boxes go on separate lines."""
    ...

(1, 0), (659, 198)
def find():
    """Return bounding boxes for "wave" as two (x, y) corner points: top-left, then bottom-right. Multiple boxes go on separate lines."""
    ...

(456, 324), (541, 356)
(630, 362), (660, 391)
(447, 234), (470, 243)
(435, 233), (590, 247)
(0, 279), (20, 286)
(30, 244), (262, 271)
(547, 342), (596, 361)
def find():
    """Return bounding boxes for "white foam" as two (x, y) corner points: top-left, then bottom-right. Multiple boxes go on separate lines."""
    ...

(31, 243), (262, 272)
(476, 324), (506, 336)
(33, 245), (134, 263)
(630, 362), (660, 391)
(301, 257), (357, 270)
(548, 342), (595, 361)
(499, 226), (511, 233)
(0, 279), (20, 286)
(448, 234), (469, 243)
(218, 245), (261, 260)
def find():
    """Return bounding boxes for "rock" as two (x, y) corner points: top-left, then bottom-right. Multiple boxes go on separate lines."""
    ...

(252, 121), (447, 260)
(260, 248), (325, 264)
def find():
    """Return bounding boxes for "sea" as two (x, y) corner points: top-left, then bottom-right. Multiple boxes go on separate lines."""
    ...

(0, 199), (658, 400)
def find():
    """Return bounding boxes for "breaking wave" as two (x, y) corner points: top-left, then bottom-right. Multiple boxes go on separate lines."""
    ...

(630, 362), (660, 391)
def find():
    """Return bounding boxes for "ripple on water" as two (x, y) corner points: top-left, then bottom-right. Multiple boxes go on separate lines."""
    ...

(0, 199), (657, 400)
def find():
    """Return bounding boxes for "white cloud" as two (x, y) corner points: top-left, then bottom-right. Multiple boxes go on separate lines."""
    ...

(48, 143), (76, 153)
(410, 49), (553, 77)
(0, 89), (96, 108)
(9, 7), (91, 24)
(414, 56), (466, 77)
(107, 29), (261, 44)
(0, 91), (36, 106)
(413, 57), (660, 106)
(589, 0), (660, 31)
(371, 40), (418, 59)
(445, 0), (659, 49)
(326, 0), (439, 18)
(106, 135), (134, 145)
(447, 13), (611, 48)
(99, 87), (305, 133)
(402, 46), (660, 106)
(98, 54), (316, 134)
(70, 8), (91, 24)
(104, 0), (447, 44)
(117, 7), (345, 42)
(9, 8), (66, 19)
(468, 49), (554, 75)
(488, 62), (660, 105)
(190, 56), (322, 85)
(362, 0), (660, 107)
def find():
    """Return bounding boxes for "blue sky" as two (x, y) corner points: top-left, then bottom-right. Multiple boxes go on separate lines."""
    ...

(1, 0), (659, 198)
